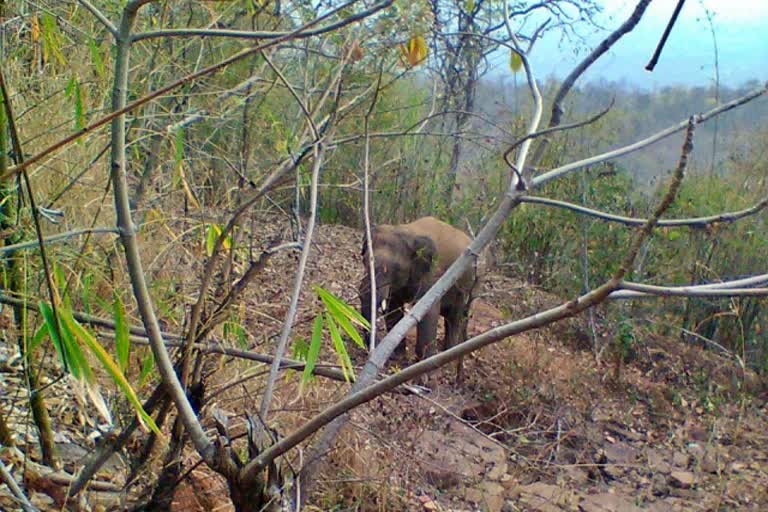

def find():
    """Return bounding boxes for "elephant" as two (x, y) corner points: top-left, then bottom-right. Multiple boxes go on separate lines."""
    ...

(358, 216), (478, 362)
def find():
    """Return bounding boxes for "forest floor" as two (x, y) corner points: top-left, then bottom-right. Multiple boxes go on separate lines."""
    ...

(1, 218), (766, 511)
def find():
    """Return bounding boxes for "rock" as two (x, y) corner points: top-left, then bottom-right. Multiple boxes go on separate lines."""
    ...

(700, 451), (720, 474)
(515, 482), (576, 512)
(646, 449), (672, 474)
(579, 493), (643, 512)
(487, 462), (509, 480)
(418, 495), (440, 511)
(669, 471), (697, 489)
(563, 466), (590, 485)
(477, 482), (505, 512)
(672, 451), (690, 468)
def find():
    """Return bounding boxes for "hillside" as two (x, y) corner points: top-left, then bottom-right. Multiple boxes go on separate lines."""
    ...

(2, 218), (765, 511)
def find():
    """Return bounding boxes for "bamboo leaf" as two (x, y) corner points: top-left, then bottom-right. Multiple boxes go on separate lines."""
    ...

(314, 286), (370, 329)
(326, 313), (355, 382)
(39, 301), (68, 373)
(299, 316), (324, 393)
(41, 13), (67, 66)
(61, 313), (160, 434)
(113, 292), (130, 373)
(88, 38), (106, 78)
(139, 350), (155, 387)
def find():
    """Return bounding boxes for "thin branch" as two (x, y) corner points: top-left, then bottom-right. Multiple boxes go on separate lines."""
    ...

(362, 63), (384, 351)
(77, 0), (118, 36)
(108, 3), (213, 464)
(0, 457), (38, 512)
(520, 195), (768, 227)
(645, 0), (686, 71)
(259, 141), (328, 420)
(503, 100), (614, 171)
(0, 227), (120, 254)
(612, 281), (768, 299)
(551, 0), (652, 127)
(130, 0), (392, 42)
(262, 51), (319, 139)
(532, 83), (768, 187)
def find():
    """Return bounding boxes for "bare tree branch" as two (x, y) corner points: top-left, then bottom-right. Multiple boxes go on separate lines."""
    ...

(130, 0), (392, 42)
(533, 83), (768, 187)
(520, 195), (768, 227)
(76, 0), (118, 36)
(0, 457), (38, 512)
(645, 0), (687, 71)
(259, 141), (328, 420)
(0, 227), (120, 254)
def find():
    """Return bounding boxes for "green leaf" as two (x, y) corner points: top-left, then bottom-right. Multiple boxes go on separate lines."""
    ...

(326, 313), (355, 382)
(667, 229), (682, 241)
(206, 224), (219, 257)
(88, 38), (105, 78)
(139, 350), (155, 387)
(174, 127), (184, 168)
(300, 316), (324, 392)
(28, 322), (49, 357)
(61, 312), (160, 434)
(315, 286), (369, 330)
(39, 301), (68, 373)
(466, 0), (475, 13)
(292, 338), (309, 361)
(113, 292), (130, 373)
(41, 13), (67, 66)
(509, 50), (523, 73)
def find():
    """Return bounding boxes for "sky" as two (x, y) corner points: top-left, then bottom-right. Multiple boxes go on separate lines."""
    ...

(493, 0), (768, 89)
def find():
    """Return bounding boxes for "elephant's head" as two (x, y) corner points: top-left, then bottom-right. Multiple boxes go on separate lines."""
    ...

(358, 225), (436, 318)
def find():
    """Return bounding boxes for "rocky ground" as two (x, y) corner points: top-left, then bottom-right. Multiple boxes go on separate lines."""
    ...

(1, 219), (766, 511)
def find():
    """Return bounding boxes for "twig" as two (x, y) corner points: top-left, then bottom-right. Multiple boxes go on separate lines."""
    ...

(520, 195), (768, 227)
(259, 141), (328, 420)
(533, 83), (768, 186)
(130, 0), (392, 42)
(0, 456), (38, 512)
(613, 282), (768, 298)
(76, 0), (118, 36)
(0, 227), (120, 254)
(503, 100), (614, 171)
(645, 0), (687, 71)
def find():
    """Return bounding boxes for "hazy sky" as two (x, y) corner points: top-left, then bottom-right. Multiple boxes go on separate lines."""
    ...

(497, 0), (768, 89)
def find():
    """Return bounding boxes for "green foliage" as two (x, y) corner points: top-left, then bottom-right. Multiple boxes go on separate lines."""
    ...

(113, 292), (130, 373)
(297, 286), (370, 391)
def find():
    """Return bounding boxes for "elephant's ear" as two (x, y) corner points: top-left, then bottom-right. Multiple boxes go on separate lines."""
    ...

(409, 235), (437, 278)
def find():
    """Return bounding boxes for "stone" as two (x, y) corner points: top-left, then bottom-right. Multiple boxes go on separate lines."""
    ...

(515, 482), (575, 512)
(672, 451), (690, 468)
(646, 449), (672, 474)
(579, 493), (643, 512)
(669, 471), (696, 489)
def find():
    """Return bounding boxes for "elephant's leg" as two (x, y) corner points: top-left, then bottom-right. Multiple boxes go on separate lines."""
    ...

(443, 294), (471, 384)
(415, 304), (440, 360)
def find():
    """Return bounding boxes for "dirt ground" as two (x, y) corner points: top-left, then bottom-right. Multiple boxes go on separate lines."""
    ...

(1, 219), (766, 511)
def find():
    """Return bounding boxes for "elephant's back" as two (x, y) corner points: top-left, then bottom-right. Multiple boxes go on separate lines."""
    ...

(401, 216), (471, 269)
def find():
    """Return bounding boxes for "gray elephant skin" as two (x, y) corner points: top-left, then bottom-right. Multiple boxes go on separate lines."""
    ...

(359, 216), (477, 360)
